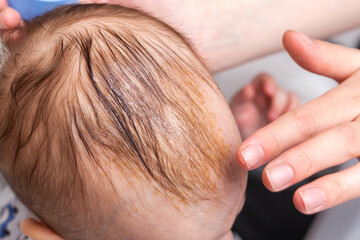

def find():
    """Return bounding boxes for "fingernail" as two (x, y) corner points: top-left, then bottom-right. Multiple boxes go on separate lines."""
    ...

(239, 145), (264, 169)
(265, 163), (294, 190)
(299, 188), (326, 213)
(296, 32), (313, 45)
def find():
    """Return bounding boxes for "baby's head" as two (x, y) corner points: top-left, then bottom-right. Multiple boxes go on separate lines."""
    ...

(0, 4), (246, 240)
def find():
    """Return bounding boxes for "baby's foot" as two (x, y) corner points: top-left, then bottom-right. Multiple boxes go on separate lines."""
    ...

(230, 74), (300, 140)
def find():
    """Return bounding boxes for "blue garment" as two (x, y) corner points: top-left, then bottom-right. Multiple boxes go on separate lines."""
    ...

(0, 187), (31, 240)
(8, 0), (78, 20)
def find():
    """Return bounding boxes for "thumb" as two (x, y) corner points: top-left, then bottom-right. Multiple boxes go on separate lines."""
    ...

(20, 218), (63, 240)
(283, 30), (360, 83)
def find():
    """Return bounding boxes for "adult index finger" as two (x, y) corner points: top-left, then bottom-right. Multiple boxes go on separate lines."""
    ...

(283, 30), (360, 83)
(237, 70), (360, 170)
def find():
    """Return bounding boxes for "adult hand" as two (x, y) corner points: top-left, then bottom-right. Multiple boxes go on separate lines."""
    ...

(238, 30), (360, 215)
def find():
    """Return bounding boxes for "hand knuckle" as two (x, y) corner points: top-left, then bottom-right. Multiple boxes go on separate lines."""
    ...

(333, 178), (347, 203)
(264, 131), (282, 155)
(292, 110), (318, 138)
(299, 149), (315, 173)
(348, 94), (360, 110)
(339, 124), (360, 158)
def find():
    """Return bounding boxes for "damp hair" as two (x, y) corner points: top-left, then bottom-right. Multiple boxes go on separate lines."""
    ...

(0, 4), (232, 239)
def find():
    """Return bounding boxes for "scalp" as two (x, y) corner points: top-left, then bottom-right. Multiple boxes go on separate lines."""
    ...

(0, 4), (232, 239)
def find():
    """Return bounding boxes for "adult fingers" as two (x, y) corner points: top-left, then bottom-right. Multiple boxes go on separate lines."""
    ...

(262, 120), (360, 192)
(0, 7), (21, 30)
(238, 69), (360, 170)
(283, 30), (360, 82)
(20, 218), (64, 240)
(293, 162), (360, 214)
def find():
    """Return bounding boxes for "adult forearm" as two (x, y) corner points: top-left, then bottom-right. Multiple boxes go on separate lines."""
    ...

(2, 0), (360, 73)
(190, 0), (360, 72)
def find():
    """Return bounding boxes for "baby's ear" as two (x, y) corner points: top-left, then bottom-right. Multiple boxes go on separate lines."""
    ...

(20, 218), (63, 240)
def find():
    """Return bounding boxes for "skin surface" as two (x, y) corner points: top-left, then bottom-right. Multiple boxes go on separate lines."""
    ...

(0, 5), (247, 239)
(105, 82), (247, 240)
(92, 0), (360, 72)
(238, 30), (360, 214)
(1, 0), (360, 72)
(18, 74), (248, 240)
(3, 0), (360, 232)
(16, 71), (296, 239)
